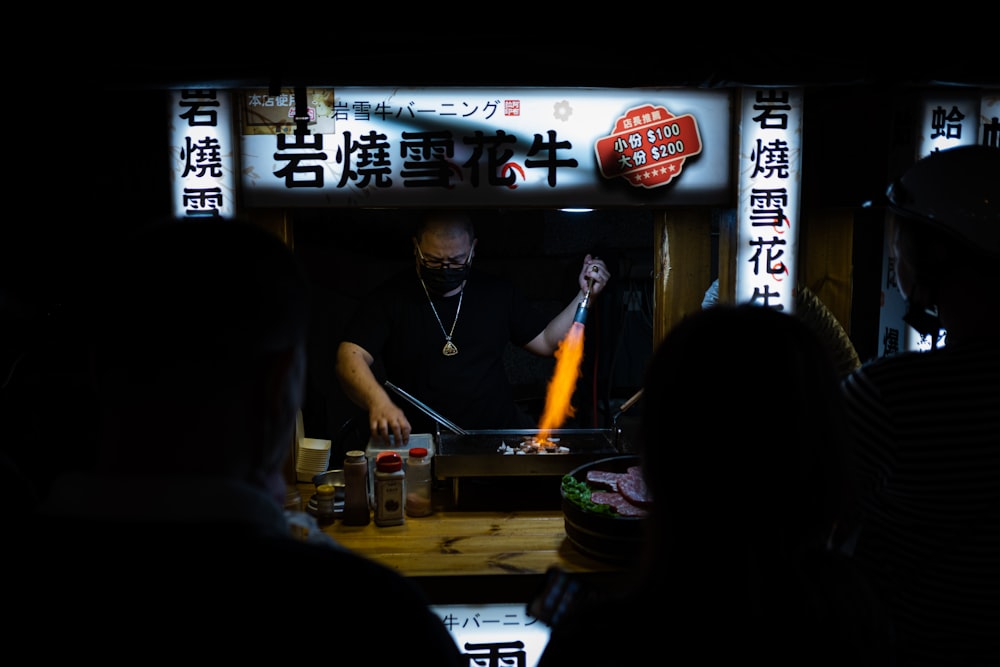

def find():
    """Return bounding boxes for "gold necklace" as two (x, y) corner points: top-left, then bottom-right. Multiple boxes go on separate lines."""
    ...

(420, 278), (463, 356)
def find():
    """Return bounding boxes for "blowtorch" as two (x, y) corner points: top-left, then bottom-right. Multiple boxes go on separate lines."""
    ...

(572, 265), (601, 325)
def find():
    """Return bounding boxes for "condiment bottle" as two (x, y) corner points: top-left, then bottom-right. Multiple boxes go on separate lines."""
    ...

(342, 450), (371, 526)
(374, 451), (405, 526)
(312, 483), (337, 526)
(405, 447), (433, 517)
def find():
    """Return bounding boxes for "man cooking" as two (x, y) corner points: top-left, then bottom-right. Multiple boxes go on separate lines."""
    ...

(335, 210), (611, 446)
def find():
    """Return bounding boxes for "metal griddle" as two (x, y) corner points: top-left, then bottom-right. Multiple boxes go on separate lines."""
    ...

(434, 428), (626, 478)
(383, 380), (637, 479)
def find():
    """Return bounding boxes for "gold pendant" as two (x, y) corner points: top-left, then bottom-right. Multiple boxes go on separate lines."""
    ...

(442, 341), (458, 356)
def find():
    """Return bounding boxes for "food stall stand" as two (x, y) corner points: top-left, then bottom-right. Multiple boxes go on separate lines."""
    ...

(56, 62), (975, 666)
(188, 85), (794, 607)
(163, 82), (998, 667)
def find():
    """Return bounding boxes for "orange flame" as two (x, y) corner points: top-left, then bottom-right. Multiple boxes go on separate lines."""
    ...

(537, 321), (586, 442)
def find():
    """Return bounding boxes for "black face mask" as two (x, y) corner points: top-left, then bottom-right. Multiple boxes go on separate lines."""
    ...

(420, 264), (470, 295)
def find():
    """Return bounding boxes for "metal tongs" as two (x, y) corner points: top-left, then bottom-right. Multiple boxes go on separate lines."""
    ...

(384, 380), (469, 435)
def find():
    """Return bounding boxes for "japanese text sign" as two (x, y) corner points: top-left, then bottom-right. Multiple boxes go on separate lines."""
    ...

(735, 88), (803, 313)
(237, 87), (732, 208)
(169, 90), (237, 219)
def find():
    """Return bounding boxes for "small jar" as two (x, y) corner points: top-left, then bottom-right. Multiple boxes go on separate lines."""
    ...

(312, 483), (337, 526)
(405, 447), (433, 517)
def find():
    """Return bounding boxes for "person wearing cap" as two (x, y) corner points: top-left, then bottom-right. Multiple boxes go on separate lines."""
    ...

(840, 144), (1000, 666)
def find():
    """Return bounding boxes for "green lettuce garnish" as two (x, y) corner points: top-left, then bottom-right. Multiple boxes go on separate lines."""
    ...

(561, 474), (618, 517)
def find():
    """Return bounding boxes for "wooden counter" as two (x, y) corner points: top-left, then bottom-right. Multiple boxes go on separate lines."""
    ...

(295, 480), (635, 603)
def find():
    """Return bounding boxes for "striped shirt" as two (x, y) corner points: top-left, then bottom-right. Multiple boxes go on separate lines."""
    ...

(841, 339), (1000, 666)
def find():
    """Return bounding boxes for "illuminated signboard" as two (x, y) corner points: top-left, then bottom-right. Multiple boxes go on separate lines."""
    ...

(735, 88), (803, 313)
(236, 87), (732, 208)
(169, 90), (237, 219)
(433, 602), (550, 667)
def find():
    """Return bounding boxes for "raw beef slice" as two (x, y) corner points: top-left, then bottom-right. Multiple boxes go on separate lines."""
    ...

(591, 491), (649, 517)
(618, 470), (651, 507)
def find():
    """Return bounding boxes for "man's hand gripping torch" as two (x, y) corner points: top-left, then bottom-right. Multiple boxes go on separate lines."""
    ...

(572, 265), (601, 325)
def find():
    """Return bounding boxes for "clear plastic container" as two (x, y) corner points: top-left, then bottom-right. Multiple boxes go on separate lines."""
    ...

(405, 447), (433, 517)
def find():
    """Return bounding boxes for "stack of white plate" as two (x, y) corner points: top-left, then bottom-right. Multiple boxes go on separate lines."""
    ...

(296, 437), (332, 482)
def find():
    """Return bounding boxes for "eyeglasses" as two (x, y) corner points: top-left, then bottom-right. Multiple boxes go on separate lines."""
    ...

(416, 245), (473, 270)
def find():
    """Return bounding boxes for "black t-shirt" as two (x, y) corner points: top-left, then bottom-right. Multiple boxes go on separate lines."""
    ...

(342, 267), (551, 432)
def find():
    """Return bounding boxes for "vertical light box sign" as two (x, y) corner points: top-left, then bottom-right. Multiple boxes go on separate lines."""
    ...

(876, 92), (982, 356)
(735, 88), (803, 312)
(169, 90), (237, 218)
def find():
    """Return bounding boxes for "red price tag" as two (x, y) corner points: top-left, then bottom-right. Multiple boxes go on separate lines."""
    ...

(595, 104), (702, 189)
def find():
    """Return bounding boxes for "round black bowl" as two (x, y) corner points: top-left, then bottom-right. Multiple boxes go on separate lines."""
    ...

(560, 455), (648, 564)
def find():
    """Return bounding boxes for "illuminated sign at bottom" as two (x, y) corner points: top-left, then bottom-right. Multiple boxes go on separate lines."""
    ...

(432, 603), (551, 667)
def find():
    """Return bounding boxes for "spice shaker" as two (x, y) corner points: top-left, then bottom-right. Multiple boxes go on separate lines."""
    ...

(312, 483), (337, 526)
(374, 451), (405, 526)
(405, 447), (433, 517)
(341, 450), (371, 526)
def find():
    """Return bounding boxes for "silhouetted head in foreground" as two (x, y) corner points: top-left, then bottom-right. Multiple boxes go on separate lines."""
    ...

(639, 304), (858, 576)
(89, 217), (310, 502)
